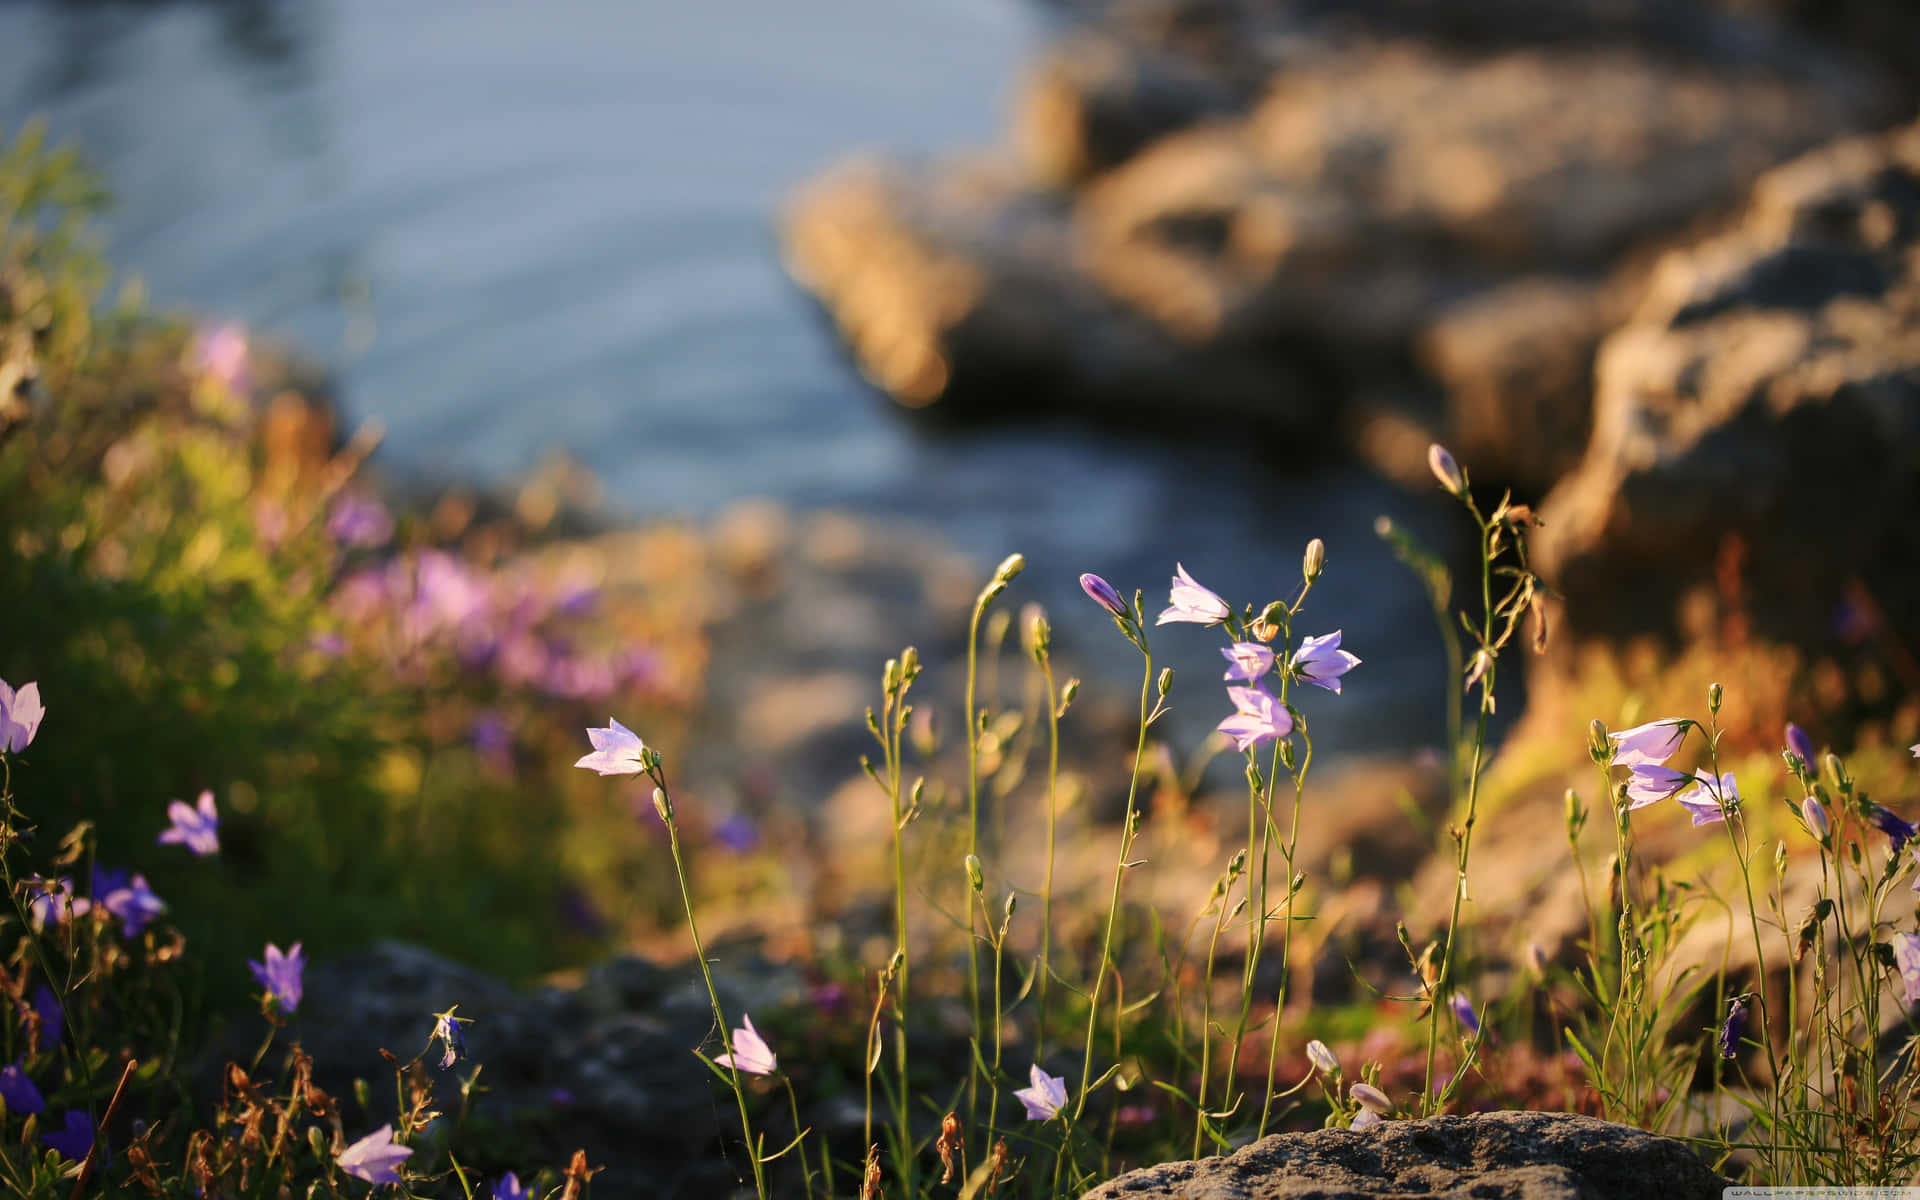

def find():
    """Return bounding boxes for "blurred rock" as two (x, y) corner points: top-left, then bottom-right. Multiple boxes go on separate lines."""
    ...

(1081, 1109), (1731, 1199)
(1536, 118), (1920, 645)
(785, 35), (1865, 445)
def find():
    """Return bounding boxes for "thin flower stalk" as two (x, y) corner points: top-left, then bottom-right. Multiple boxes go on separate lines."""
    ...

(1036, 636), (1062, 1060)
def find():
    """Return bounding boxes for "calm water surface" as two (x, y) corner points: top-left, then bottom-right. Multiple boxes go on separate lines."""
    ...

(0, 0), (1462, 753)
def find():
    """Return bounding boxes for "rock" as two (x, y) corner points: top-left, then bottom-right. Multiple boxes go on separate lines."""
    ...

(784, 39), (1859, 431)
(1535, 117), (1920, 645)
(1015, 33), (1243, 186)
(1081, 1110), (1731, 1199)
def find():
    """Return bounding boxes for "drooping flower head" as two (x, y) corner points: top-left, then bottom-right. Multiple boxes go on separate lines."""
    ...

(1895, 932), (1920, 1005)
(249, 942), (306, 1013)
(158, 791), (220, 856)
(42, 1111), (95, 1163)
(1306, 1040), (1339, 1075)
(432, 1007), (468, 1070)
(1870, 806), (1917, 854)
(1014, 1064), (1068, 1121)
(1217, 686), (1293, 752)
(1607, 719), (1688, 768)
(1718, 995), (1749, 1060)
(1291, 631), (1361, 695)
(1157, 564), (1230, 627)
(1350, 1082), (1392, 1114)
(1221, 642), (1274, 683)
(1676, 773), (1740, 826)
(101, 874), (166, 937)
(0, 1064), (44, 1114)
(338, 1124), (413, 1186)
(1079, 574), (1129, 620)
(714, 1013), (777, 1077)
(574, 718), (648, 777)
(0, 679), (44, 754)
(1622, 764), (1694, 810)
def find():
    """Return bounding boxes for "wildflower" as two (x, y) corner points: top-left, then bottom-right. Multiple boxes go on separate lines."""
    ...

(0, 679), (43, 753)
(1450, 993), (1481, 1036)
(1306, 1040), (1339, 1075)
(28, 986), (61, 1048)
(432, 1007), (468, 1070)
(1895, 933), (1920, 1004)
(1080, 573), (1130, 621)
(1607, 719), (1688, 768)
(714, 1014), (777, 1077)
(326, 490), (395, 548)
(1783, 724), (1815, 772)
(1351, 1108), (1382, 1130)
(158, 791), (220, 856)
(337, 1124), (412, 1186)
(1291, 631), (1362, 694)
(1870, 806), (1916, 854)
(1350, 1082), (1392, 1114)
(574, 718), (647, 777)
(1221, 642), (1274, 683)
(43, 1111), (95, 1162)
(1676, 773), (1740, 826)
(1427, 444), (1465, 496)
(1013, 1064), (1068, 1121)
(714, 813), (759, 854)
(1157, 564), (1230, 626)
(249, 942), (305, 1013)
(0, 1064), (44, 1114)
(101, 874), (165, 936)
(1217, 686), (1292, 752)
(1622, 764), (1694, 810)
(1718, 996), (1748, 1060)
(1800, 796), (1830, 843)
(191, 323), (250, 392)
(26, 877), (84, 929)
(491, 1174), (529, 1200)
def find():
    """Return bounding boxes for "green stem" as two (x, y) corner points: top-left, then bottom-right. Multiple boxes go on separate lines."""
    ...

(656, 775), (765, 1200)
(1038, 650), (1061, 1061)
(1058, 640), (1153, 1194)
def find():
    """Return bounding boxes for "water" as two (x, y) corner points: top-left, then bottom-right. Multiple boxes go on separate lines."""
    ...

(0, 0), (1463, 755)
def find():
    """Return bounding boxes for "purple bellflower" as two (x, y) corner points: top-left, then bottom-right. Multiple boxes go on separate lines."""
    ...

(43, 1111), (95, 1163)
(1607, 719), (1688, 768)
(1783, 724), (1815, 772)
(1157, 564), (1230, 626)
(1291, 631), (1361, 694)
(0, 679), (43, 753)
(101, 874), (165, 936)
(158, 791), (220, 856)
(1306, 1040), (1339, 1075)
(1870, 806), (1916, 854)
(1718, 996), (1749, 1060)
(1622, 764), (1694, 810)
(1079, 574), (1129, 619)
(574, 718), (647, 777)
(1676, 773), (1740, 826)
(1801, 796), (1831, 842)
(250, 942), (305, 1013)
(1351, 1108), (1383, 1130)
(0, 1064), (43, 1114)
(492, 1173), (529, 1200)
(338, 1124), (413, 1185)
(432, 1007), (468, 1069)
(715, 1014), (777, 1077)
(326, 491), (395, 549)
(1350, 1082), (1392, 1114)
(1428, 444), (1465, 495)
(1014, 1064), (1068, 1121)
(1895, 932), (1920, 1005)
(1449, 993), (1481, 1036)
(1221, 642), (1274, 682)
(1217, 686), (1292, 752)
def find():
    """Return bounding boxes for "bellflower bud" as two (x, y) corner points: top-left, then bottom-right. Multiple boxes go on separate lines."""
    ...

(965, 854), (985, 893)
(1801, 795), (1831, 844)
(1427, 443), (1465, 496)
(1784, 723), (1814, 772)
(992, 553), (1026, 585)
(1079, 573), (1128, 619)
(1707, 682), (1723, 715)
(1302, 538), (1326, 584)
